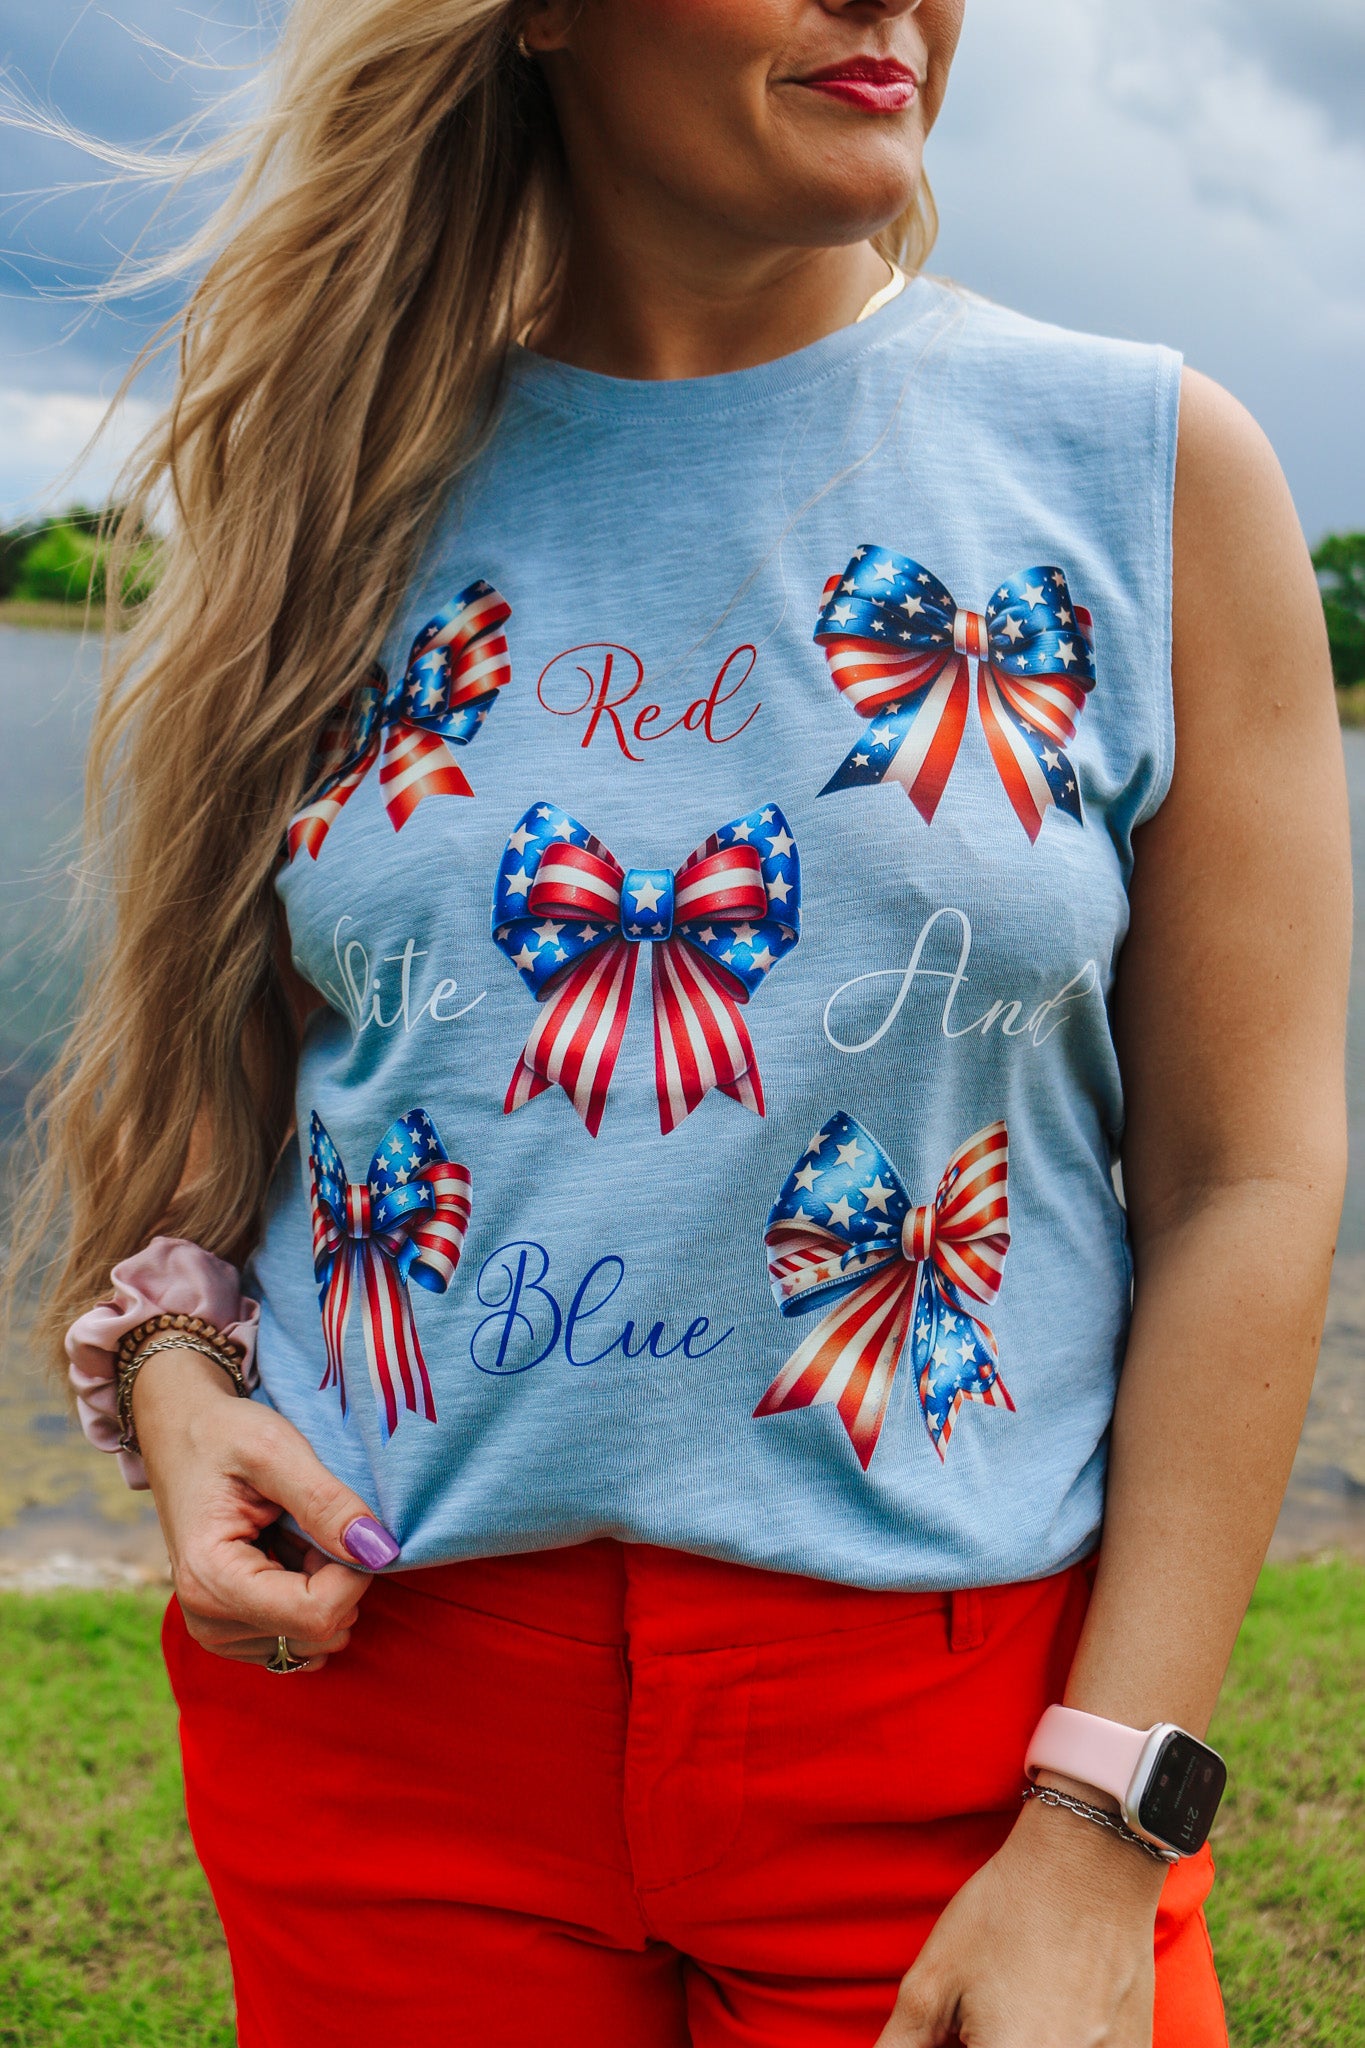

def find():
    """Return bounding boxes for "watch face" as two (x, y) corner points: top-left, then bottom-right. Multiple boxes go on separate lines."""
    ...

(1136, 1731), (1227, 1853)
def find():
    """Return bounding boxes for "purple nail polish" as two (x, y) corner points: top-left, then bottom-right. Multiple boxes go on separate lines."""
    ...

(342, 1516), (401, 1570)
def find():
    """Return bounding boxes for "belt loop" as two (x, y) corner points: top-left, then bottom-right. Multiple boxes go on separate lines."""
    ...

(949, 1588), (985, 1653)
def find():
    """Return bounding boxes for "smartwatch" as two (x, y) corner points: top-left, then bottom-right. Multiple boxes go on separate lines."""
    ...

(1025, 1704), (1227, 1857)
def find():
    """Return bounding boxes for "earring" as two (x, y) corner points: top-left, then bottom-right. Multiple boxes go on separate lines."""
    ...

(515, 29), (532, 59)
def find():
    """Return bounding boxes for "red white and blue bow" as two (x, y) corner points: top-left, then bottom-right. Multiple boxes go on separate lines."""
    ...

(815, 548), (1095, 842)
(308, 1108), (471, 1439)
(287, 579), (512, 859)
(754, 1113), (1012, 1467)
(492, 802), (800, 1137)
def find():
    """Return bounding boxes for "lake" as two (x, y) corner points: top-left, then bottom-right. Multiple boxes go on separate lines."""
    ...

(1, 621), (1362, 1581)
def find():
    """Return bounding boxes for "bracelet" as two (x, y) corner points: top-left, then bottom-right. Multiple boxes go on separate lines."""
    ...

(1020, 1784), (1179, 1867)
(116, 1323), (248, 1455)
(115, 1310), (246, 1374)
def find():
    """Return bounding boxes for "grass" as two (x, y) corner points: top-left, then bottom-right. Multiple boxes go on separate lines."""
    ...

(1335, 683), (1365, 729)
(0, 600), (92, 632)
(0, 1563), (1361, 2046)
(1203, 1558), (1365, 2043)
(0, 1592), (233, 2047)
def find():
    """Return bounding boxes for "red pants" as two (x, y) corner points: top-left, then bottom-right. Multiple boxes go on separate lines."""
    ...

(164, 1540), (1226, 2047)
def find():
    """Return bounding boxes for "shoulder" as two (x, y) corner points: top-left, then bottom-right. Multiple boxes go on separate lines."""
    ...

(1173, 367), (1297, 565)
(1170, 368), (1333, 748)
(915, 280), (1177, 389)
(901, 282), (1181, 474)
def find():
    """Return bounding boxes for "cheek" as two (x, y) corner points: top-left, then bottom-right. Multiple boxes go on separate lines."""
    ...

(629, 0), (797, 92)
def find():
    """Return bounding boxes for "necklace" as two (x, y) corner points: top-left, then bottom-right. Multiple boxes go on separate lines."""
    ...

(855, 257), (907, 324)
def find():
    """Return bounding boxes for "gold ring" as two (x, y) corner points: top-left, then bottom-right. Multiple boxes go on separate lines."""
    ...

(266, 1634), (309, 1674)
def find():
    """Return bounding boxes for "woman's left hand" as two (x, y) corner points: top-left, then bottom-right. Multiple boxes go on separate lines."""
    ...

(877, 1795), (1169, 2047)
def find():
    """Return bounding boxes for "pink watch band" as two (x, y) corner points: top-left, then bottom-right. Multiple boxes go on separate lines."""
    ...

(1025, 1703), (1150, 1806)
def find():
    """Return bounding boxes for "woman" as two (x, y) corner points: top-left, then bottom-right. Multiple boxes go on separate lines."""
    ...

(22, 1), (1348, 2043)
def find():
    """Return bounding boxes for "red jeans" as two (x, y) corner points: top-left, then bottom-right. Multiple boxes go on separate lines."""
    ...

(164, 1540), (1226, 2047)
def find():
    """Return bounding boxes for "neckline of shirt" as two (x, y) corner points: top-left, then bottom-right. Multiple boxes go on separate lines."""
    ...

(505, 272), (947, 424)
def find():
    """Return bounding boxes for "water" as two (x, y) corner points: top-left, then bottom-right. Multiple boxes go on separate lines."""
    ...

(1, 623), (1361, 1580)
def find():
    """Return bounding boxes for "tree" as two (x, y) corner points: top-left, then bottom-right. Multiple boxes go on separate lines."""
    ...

(13, 523), (102, 604)
(1313, 532), (1365, 690)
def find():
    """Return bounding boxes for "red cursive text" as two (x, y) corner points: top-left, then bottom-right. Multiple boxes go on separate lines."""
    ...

(536, 642), (762, 762)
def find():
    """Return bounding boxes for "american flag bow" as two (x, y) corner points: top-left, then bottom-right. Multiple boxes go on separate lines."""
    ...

(308, 1108), (472, 1439)
(492, 801), (801, 1137)
(815, 547), (1095, 842)
(287, 579), (512, 858)
(754, 1113), (1012, 1468)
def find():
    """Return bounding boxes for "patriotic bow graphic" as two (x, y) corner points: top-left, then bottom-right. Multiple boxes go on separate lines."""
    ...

(287, 579), (512, 858)
(492, 801), (800, 1137)
(815, 547), (1095, 842)
(754, 1113), (1012, 1468)
(308, 1108), (472, 1439)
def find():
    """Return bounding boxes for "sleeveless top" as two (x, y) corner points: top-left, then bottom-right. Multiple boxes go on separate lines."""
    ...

(252, 277), (1181, 1589)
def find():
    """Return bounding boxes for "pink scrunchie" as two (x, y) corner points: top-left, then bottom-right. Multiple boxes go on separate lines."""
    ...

(65, 1235), (261, 1490)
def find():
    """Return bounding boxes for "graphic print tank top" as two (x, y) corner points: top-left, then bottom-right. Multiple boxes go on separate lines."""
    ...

(253, 278), (1181, 1589)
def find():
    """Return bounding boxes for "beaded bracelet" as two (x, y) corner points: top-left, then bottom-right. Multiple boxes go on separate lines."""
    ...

(115, 1314), (249, 1455)
(1020, 1784), (1179, 1866)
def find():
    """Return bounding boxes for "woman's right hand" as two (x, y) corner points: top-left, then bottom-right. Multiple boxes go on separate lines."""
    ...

(132, 1348), (398, 1672)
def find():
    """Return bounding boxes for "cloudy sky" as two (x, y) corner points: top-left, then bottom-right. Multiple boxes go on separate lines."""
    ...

(1, 0), (1362, 538)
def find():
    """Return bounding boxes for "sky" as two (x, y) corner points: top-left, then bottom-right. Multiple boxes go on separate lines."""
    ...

(0, 0), (1362, 538)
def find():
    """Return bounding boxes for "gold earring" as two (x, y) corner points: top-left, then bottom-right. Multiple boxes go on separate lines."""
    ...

(515, 29), (532, 59)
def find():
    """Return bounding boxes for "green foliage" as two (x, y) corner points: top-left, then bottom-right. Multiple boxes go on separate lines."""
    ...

(0, 1564), (1361, 2045)
(0, 507), (157, 610)
(12, 525), (102, 606)
(1313, 532), (1365, 691)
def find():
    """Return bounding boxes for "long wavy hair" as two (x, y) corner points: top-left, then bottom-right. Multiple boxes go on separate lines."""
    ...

(7, 0), (937, 1372)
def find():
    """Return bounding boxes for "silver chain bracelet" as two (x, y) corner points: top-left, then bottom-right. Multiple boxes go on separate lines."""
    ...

(1021, 1784), (1179, 1866)
(116, 1333), (248, 1454)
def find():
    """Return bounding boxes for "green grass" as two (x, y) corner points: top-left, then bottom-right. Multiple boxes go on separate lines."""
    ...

(0, 1591), (233, 2047)
(0, 1564), (1361, 2046)
(1204, 1558), (1365, 2043)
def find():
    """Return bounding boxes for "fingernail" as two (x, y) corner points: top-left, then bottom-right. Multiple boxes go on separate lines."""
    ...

(342, 1516), (401, 1570)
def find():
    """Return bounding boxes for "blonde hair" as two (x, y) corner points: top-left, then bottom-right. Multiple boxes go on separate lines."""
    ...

(8, 0), (937, 1371)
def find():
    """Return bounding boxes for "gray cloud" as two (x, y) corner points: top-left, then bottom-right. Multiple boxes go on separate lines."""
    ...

(932, 0), (1364, 538)
(0, 2), (265, 399)
(1211, 0), (1365, 138)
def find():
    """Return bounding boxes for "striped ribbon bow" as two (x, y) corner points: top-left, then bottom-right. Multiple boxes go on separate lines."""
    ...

(287, 579), (512, 859)
(492, 801), (800, 1137)
(754, 1113), (1012, 1468)
(308, 1108), (472, 1439)
(815, 547), (1095, 842)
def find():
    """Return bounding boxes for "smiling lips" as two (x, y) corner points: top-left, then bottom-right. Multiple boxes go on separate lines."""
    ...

(799, 57), (919, 115)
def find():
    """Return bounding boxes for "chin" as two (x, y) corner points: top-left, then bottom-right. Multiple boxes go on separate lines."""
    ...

(772, 169), (922, 250)
(755, 122), (923, 245)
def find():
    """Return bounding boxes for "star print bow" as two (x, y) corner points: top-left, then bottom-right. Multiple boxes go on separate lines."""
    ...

(754, 1113), (1012, 1467)
(492, 801), (800, 1137)
(814, 547), (1095, 842)
(308, 1108), (472, 1439)
(287, 579), (512, 859)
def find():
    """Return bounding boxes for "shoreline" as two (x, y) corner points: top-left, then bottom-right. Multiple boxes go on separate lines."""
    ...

(0, 598), (99, 632)
(5, 600), (1364, 724)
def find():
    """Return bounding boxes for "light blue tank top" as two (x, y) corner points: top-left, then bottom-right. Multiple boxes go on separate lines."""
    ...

(253, 277), (1181, 1589)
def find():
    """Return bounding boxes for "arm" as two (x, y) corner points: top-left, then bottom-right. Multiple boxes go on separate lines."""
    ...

(882, 369), (1350, 2047)
(132, 897), (396, 1671)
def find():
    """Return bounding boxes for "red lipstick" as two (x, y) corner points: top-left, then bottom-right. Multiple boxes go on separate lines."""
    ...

(799, 56), (919, 116)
